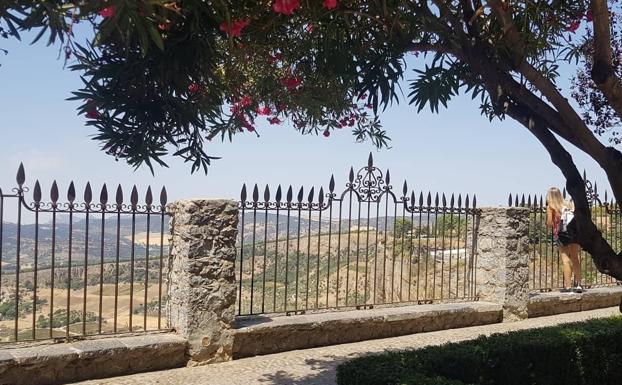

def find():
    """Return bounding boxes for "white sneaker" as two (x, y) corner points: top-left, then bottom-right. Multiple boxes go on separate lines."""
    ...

(572, 285), (583, 293)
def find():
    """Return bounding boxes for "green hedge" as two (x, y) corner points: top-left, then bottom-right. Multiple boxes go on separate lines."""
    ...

(337, 317), (622, 385)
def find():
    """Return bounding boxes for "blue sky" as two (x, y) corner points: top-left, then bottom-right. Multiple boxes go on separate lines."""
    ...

(0, 31), (613, 208)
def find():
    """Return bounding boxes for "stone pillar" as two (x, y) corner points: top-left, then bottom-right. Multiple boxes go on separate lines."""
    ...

(167, 199), (238, 365)
(475, 207), (530, 321)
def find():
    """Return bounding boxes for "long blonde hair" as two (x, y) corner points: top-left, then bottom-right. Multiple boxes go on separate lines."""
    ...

(546, 187), (573, 213)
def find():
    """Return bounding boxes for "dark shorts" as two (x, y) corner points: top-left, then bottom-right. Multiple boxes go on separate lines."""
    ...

(556, 219), (578, 247)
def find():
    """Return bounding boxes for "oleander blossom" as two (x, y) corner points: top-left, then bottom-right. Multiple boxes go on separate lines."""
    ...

(323, 0), (337, 10)
(273, 0), (301, 15)
(280, 76), (302, 91)
(99, 6), (116, 18)
(219, 19), (250, 37)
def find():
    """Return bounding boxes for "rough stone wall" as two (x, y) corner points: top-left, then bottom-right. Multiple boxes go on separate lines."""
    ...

(475, 207), (530, 321)
(167, 199), (238, 364)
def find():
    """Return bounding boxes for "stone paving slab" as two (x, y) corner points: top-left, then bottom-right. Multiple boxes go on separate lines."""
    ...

(74, 307), (620, 385)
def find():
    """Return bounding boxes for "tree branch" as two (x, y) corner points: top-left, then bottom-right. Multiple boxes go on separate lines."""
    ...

(487, 0), (525, 68)
(590, 0), (622, 118)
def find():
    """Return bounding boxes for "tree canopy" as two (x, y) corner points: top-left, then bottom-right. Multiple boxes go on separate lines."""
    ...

(2, 0), (622, 280)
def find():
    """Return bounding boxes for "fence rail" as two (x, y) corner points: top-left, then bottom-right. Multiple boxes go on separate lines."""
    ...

(236, 154), (479, 316)
(0, 164), (170, 343)
(510, 181), (622, 292)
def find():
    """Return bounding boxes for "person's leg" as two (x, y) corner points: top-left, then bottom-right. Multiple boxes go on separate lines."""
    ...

(567, 243), (582, 288)
(559, 246), (573, 290)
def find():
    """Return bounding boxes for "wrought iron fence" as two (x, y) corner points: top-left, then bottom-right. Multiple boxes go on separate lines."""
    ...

(510, 180), (622, 292)
(0, 164), (170, 343)
(236, 154), (480, 316)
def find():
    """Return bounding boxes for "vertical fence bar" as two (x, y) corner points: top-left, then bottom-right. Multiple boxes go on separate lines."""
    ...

(326, 180), (334, 309)
(14, 189), (22, 341)
(238, 185), (246, 315)
(83, 183), (91, 336)
(99, 185), (107, 334)
(32, 182), (41, 340)
(158, 187), (167, 329)
(50, 182), (58, 338)
(144, 187), (152, 332)
(113, 186), (122, 333)
(66, 184), (74, 339)
(273, 186), (281, 313)
(262, 186), (269, 314)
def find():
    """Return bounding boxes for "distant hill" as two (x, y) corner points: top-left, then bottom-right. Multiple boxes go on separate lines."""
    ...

(1, 213), (433, 270)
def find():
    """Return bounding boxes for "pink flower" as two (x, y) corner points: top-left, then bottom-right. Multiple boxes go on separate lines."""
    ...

(323, 130), (331, 137)
(256, 106), (272, 115)
(586, 9), (593, 22)
(86, 108), (99, 119)
(99, 6), (116, 18)
(188, 83), (200, 94)
(306, 24), (314, 33)
(239, 95), (252, 107)
(268, 117), (282, 125)
(566, 20), (580, 33)
(323, 0), (337, 10)
(273, 0), (301, 15)
(280, 76), (302, 91)
(219, 19), (250, 37)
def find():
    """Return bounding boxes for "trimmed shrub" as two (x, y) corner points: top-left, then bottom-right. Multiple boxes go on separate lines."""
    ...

(337, 317), (622, 385)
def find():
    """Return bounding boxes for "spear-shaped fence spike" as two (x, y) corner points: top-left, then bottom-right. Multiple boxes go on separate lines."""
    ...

(276, 185), (283, 203)
(403, 181), (408, 197)
(51, 181), (59, 203)
(367, 152), (374, 168)
(297, 186), (304, 203)
(348, 167), (354, 183)
(100, 184), (108, 206)
(508, 194), (513, 207)
(84, 182), (93, 205)
(329, 175), (335, 193)
(241, 184), (247, 202)
(287, 186), (293, 203)
(146, 186), (153, 207)
(67, 182), (76, 203)
(33, 180), (42, 204)
(319, 187), (325, 205)
(385, 169), (390, 185)
(473, 195), (477, 208)
(131, 186), (139, 208)
(16, 163), (25, 187)
(520, 194), (525, 207)
(252, 184), (259, 203)
(264, 185), (270, 202)
(160, 187), (167, 209)
(115, 185), (123, 206)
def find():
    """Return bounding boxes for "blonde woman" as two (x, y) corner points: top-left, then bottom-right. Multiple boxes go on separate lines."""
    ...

(546, 187), (583, 293)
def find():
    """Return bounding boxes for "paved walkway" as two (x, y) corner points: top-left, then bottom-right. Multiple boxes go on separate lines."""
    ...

(75, 307), (620, 385)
